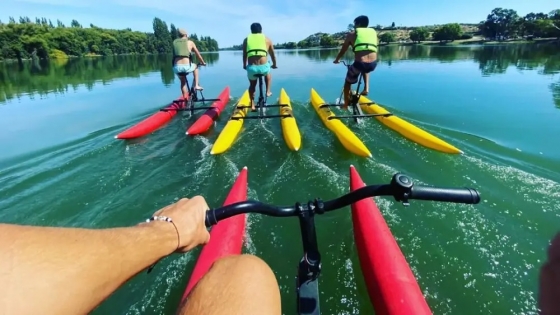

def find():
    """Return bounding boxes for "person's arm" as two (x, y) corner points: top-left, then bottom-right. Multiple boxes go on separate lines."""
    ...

(267, 37), (277, 68)
(190, 41), (205, 65)
(334, 32), (353, 62)
(242, 38), (247, 69)
(0, 196), (210, 315)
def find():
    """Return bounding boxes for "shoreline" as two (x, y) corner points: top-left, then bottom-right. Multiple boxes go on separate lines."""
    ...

(222, 37), (558, 51)
(2, 39), (556, 63)
(0, 51), (220, 64)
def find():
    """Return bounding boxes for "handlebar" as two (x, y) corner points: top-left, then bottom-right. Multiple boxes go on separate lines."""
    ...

(205, 173), (480, 227)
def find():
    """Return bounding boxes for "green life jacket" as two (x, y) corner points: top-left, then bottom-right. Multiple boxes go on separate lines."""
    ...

(173, 38), (191, 58)
(353, 28), (378, 52)
(246, 33), (267, 57)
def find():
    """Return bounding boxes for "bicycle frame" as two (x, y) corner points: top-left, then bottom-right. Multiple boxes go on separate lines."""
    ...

(340, 61), (367, 123)
(238, 73), (290, 121)
(318, 61), (390, 123)
(169, 61), (223, 116)
(295, 201), (322, 315)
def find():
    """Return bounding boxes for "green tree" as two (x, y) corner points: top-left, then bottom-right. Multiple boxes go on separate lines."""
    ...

(409, 27), (429, 43)
(70, 19), (81, 28)
(347, 24), (354, 32)
(169, 23), (177, 40)
(152, 17), (171, 53)
(379, 32), (396, 43)
(319, 34), (336, 47)
(550, 10), (560, 38)
(297, 40), (310, 48)
(284, 42), (296, 49)
(0, 16), (220, 61)
(480, 8), (520, 39)
(432, 23), (463, 42)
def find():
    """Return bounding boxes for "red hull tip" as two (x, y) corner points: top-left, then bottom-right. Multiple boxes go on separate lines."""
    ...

(180, 165), (247, 302)
(186, 86), (231, 136)
(115, 97), (186, 139)
(349, 167), (432, 315)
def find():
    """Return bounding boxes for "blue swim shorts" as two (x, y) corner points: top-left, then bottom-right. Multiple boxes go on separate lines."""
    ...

(173, 63), (197, 75)
(246, 61), (271, 80)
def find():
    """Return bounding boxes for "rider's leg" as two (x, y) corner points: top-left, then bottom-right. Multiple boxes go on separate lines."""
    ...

(179, 75), (188, 101)
(344, 64), (359, 109)
(361, 61), (377, 96)
(178, 254), (281, 315)
(265, 73), (272, 97)
(264, 62), (272, 97)
(362, 72), (370, 95)
(246, 65), (259, 111)
(248, 79), (258, 111)
(343, 81), (351, 110)
(192, 65), (203, 90)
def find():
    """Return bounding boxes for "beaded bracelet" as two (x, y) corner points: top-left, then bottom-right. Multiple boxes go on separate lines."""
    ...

(145, 215), (180, 274)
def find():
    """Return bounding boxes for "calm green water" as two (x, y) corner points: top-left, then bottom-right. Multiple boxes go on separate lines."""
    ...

(1, 44), (560, 315)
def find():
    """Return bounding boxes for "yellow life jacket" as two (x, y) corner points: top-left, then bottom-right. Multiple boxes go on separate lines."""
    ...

(353, 28), (378, 52)
(246, 33), (267, 57)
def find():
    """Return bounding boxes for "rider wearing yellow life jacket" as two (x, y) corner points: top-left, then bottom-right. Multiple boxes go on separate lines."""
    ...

(242, 23), (277, 111)
(172, 28), (206, 100)
(333, 15), (379, 109)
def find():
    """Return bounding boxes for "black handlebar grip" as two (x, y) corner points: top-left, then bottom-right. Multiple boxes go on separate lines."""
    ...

(409, 186), (480, 204)
(205, 209), (218, 227)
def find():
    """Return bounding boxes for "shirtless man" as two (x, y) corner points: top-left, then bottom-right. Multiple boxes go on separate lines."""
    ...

(242, 22), (277, 111)
(173, 28), (206, 100)
(333, 15), (379, 109)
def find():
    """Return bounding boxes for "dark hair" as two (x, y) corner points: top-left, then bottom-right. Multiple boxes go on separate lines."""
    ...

(250, 22), (262, 34)
(354, 15), (369, 27)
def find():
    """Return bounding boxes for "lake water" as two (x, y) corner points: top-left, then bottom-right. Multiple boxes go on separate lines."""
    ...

(1, 44), (559, 315)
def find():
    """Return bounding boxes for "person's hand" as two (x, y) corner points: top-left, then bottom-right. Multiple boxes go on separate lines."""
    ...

(151, 196), (210, 253)
(539, 232), (560, 314)
(271, 63), (277, 69)
(333, 59), (340, 64)
(200, 61), (206, 66)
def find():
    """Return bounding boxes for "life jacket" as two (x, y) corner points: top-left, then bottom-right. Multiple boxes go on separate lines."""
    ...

(246, 33), (268, 57)
(353, 28), (378, 52)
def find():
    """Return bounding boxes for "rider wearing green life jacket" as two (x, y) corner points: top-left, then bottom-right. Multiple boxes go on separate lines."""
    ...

(333, 15), (379, 109)
(172, 28), (206, 100)
(242, 23), (277, 111)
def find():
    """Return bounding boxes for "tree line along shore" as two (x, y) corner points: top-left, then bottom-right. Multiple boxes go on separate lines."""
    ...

(1, 7), (558, 62)
(222, 7), (560, 50)
(0, 17), (219, 62)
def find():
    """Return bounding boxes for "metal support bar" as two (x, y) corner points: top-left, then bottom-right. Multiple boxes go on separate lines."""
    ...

(231, 114), (291, 121)
(327, 113), (393, 120)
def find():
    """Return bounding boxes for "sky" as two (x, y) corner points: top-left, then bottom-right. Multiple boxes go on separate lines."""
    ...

(1, 0), (558, 47)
